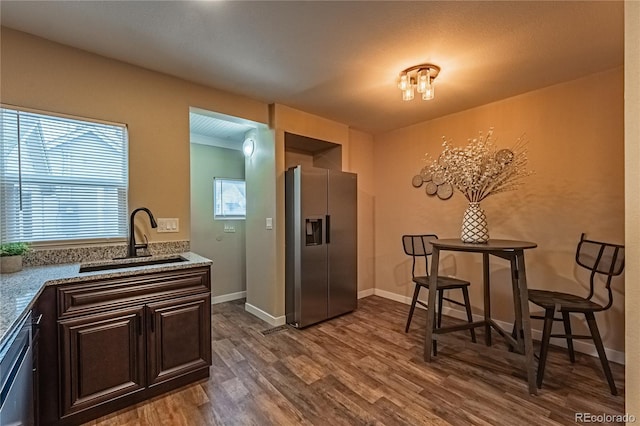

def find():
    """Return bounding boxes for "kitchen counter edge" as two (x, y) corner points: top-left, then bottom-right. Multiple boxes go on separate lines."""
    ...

(0, 252), (213, 347)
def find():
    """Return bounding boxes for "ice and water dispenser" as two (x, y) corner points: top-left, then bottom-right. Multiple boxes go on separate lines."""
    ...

(305, 218), (322, 245)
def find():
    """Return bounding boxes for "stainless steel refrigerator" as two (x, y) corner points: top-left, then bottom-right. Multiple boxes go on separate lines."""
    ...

(285, 165), (358, 328)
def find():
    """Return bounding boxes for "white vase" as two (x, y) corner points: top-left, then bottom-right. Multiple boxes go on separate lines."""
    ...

(461, 202), (489, 243)
(0, 255), (23, 273)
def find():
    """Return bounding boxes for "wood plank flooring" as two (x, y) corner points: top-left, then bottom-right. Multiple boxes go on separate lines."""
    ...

(84, 296), (625, 426)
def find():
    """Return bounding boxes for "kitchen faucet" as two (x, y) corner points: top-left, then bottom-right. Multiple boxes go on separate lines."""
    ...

(127, 207), (158, 258)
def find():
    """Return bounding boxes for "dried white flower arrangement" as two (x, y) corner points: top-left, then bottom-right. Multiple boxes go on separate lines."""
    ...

(426, 128), (532, 203)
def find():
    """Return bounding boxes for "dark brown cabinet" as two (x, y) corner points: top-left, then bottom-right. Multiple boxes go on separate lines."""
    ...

(147, 294), (211, 386)
(37, 266), (212, 425)
(59, 307), (146, 416)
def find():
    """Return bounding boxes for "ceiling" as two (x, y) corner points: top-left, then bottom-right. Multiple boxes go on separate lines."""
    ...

(189, 109), (259, 149)
(0, 1), (624, 135)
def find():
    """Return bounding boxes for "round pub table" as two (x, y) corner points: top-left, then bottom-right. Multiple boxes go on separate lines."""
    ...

(424, 239), (538, 395)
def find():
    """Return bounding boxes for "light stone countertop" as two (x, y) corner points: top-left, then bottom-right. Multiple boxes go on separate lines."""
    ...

(0, 252), (212, 348)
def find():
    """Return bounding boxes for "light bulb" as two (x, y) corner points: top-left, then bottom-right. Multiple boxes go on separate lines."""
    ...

(417, 72), (428, 93)
(402, 87), (414, 101)
(242, 138), (255, 157)
(422, 83), (435, 100)
(398, 73), (410, 91)
(422, 68), (435, 100)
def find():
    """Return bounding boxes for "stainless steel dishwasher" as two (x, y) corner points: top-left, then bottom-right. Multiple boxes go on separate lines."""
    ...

(0, 311), (34, 426)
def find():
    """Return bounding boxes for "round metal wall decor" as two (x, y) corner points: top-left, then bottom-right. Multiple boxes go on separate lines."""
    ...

(412, 165), (453, 201)
(425, 181), (438, 195)
(432, 171), (446, 186)
(496, 148), (515, 164)
(436, 183), (453, 200)
(420, 167), (432, 182)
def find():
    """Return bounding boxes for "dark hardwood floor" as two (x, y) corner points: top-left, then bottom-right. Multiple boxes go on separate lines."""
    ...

(85, 296), (625, 426)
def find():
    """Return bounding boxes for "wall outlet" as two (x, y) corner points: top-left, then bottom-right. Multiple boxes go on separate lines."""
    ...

(157, 218), (179, 233)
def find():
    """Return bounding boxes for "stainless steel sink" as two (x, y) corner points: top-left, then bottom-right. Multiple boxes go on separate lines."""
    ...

(79, 256), (188, 273)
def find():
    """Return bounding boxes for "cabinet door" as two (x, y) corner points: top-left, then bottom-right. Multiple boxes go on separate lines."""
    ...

(147, 293), (211, 386)
(58, 307), (145, 417)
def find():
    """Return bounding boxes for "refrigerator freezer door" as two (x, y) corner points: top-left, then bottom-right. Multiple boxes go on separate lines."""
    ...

(327, 170), (358, 317)
(286, 166), (329, 327)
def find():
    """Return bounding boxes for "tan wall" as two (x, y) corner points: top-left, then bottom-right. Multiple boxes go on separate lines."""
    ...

(374, 68), (625, 352)
(285, 150), (315, 169)
(348, 129), (376, 294)
(0, 28), (268, 243)
(625, 1), (640, 418)
(271, 104), (351, 169)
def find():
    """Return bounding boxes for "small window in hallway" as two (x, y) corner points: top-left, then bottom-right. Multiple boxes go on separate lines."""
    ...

(213, 178), (246, 219)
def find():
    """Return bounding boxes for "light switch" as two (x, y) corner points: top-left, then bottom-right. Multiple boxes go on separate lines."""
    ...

(266, 217), (273, 230)
(157, 218), (179, 233)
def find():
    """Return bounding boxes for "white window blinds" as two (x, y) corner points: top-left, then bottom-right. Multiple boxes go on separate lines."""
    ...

(214, 178), (246, 219)
(0, 107), (128, 243)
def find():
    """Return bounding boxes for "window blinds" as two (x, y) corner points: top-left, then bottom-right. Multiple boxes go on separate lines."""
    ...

(214, 178), (246, 219)
(0, 107), (128, 243)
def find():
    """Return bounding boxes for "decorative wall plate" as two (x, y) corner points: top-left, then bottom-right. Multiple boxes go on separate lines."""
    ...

(432, 171), (446, 186)
(425, 181), (438, 195)
(420, 167), (432, 182)
(437, 183), (453, 200)
(496, 148), (515, 164)
(411, 175), (423, 188)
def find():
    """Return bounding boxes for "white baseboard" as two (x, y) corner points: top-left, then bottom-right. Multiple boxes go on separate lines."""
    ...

(372, 288), (413, 304)
(358, 288), (375, 299)
(365, 289), (625, 365)
(244, 302), (287, 327)
(211, 291), (246, 305)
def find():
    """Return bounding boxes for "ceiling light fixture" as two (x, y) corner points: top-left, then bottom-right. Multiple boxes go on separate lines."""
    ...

(397, 64), (440, 101)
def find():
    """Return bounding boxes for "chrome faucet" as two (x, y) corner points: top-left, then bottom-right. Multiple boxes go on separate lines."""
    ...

(127, 207), (158, 258)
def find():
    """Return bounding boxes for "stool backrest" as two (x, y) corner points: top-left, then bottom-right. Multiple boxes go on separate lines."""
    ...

(402, 234), (438, 278)
(576, 233), (625, 309)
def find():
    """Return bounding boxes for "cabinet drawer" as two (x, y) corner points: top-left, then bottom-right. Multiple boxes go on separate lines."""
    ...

(58, 267), (211, 318)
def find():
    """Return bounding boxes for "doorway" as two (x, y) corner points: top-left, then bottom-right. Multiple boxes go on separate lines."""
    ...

(189, 107), (261, 303)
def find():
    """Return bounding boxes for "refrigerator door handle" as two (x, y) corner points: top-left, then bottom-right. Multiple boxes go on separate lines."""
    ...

(325, 215), (331, 244)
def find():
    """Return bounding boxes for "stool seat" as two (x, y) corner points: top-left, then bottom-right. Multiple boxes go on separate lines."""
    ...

(528, 289), (604, 313)
(413, 275), (471, 289)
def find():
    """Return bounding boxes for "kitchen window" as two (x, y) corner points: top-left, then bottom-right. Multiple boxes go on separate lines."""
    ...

(0, 106), (128, 243)
(213, 178), (246, 219)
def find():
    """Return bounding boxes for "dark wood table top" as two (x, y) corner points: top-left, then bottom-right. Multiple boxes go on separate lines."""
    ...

(432, 239), (537, 252)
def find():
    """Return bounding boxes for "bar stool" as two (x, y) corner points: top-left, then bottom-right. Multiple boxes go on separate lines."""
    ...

(402, 234), (476, 344)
